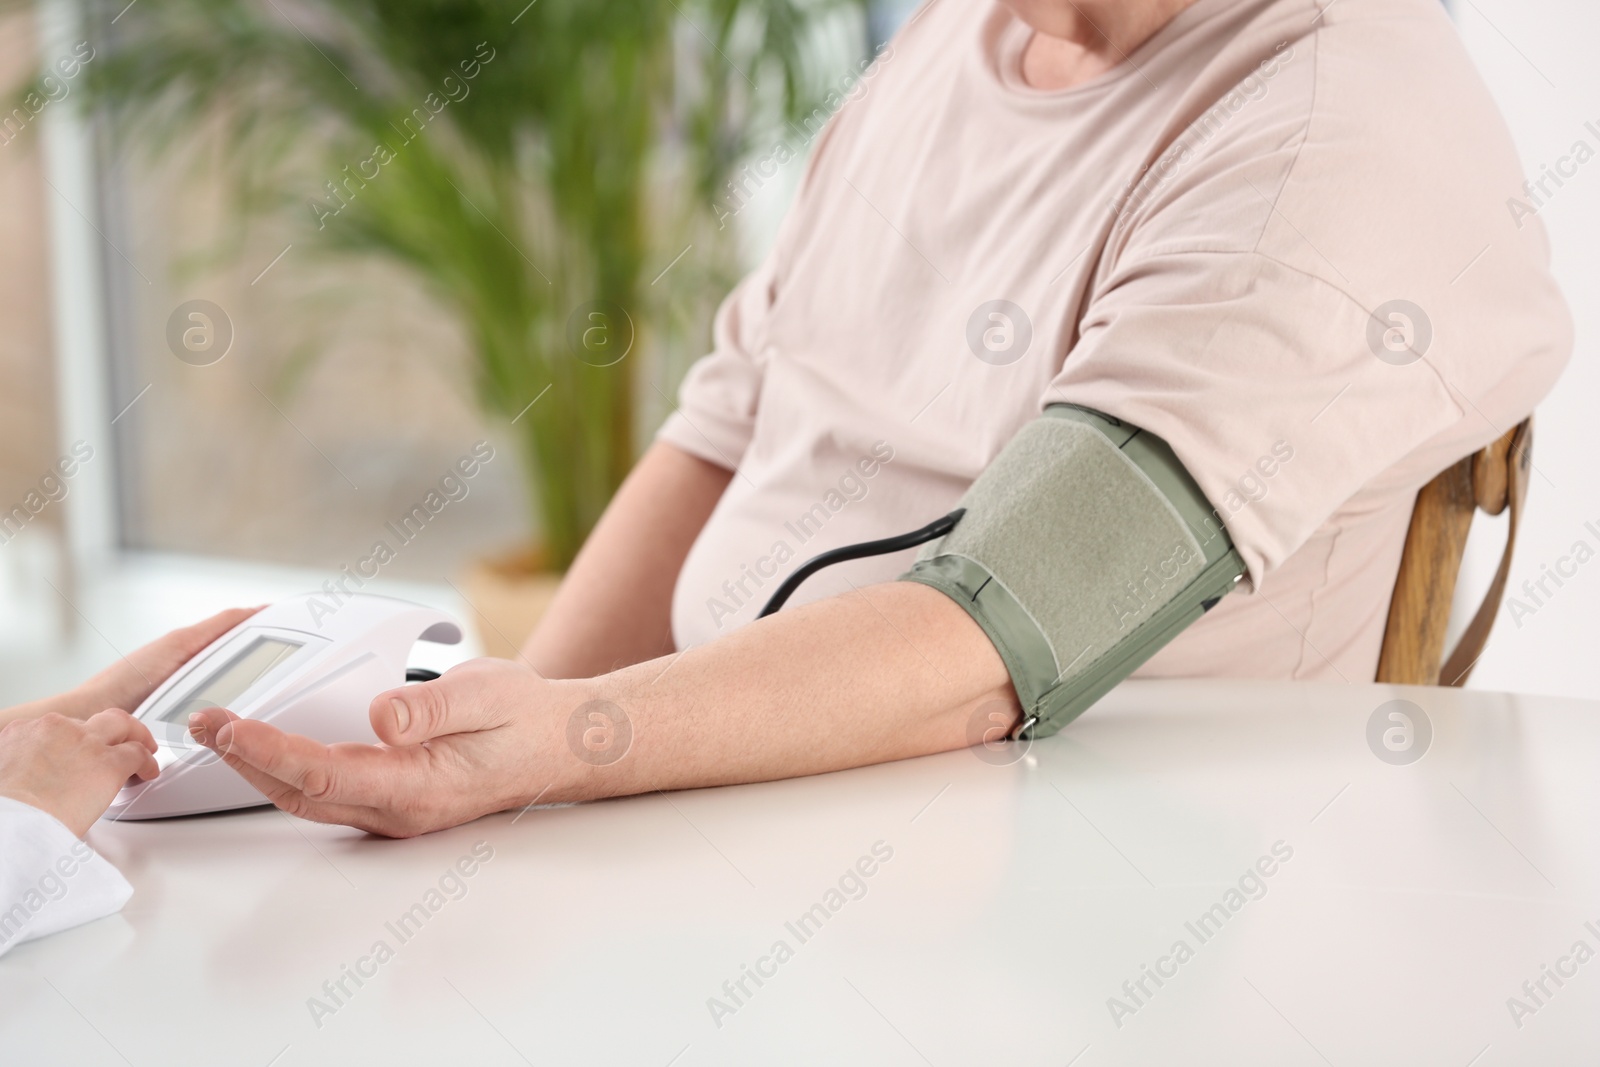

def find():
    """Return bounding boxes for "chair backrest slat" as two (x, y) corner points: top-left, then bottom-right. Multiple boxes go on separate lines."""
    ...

(1375, 419), (1532, 686)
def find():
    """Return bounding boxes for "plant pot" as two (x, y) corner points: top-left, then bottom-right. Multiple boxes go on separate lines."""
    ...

(459, 544), (564, 660)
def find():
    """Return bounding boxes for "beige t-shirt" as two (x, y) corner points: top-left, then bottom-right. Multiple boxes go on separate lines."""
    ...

(656, 0), (1571, 681)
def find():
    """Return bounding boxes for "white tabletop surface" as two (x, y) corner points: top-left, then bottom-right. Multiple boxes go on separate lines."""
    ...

(2, 678), (1597, 1066)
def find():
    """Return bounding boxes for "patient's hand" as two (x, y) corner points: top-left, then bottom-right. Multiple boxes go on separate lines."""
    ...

(0, 606), (260, 728)
(0, 710), (160, 835)
(188, 658), (586, 838)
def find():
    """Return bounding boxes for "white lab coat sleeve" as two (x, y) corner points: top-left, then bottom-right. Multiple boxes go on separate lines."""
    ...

(0, 796), (132, 958)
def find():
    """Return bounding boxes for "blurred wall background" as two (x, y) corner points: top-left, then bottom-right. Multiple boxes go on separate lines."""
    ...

(1452, 0), (1599, 701)
(0, 7), (69, 673)
(0, 0), (1593, 706)
(0, 16), (54, 498)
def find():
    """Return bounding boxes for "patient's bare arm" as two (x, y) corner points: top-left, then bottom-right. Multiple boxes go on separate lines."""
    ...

(183, 425), (1025, 836)
(190, 580), (1017, 837)
(522, 442), (732, 679)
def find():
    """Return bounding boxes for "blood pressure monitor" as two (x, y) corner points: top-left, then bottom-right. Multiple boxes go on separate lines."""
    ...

(106, 593), (462, 821)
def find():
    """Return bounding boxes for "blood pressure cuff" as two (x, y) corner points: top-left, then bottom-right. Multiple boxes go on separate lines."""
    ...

(900, 404), (1246, 739)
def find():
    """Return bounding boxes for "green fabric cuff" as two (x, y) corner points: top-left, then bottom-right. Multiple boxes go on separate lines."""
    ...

(900, 405), (1245, 738)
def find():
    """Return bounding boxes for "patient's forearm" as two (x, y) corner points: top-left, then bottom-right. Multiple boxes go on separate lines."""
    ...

(524, 442), (732, 679)
(572, 581), (1017, 797)
(180, 583), (1016, 834)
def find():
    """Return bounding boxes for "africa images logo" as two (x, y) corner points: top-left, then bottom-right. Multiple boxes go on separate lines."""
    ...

(1366, 699), (1432, 766)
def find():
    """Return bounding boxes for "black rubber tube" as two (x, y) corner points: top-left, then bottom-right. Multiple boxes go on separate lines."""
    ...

(757, 508), (966, 618)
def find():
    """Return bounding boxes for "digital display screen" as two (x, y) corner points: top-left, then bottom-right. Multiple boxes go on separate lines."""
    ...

(155, 635), (302, 724)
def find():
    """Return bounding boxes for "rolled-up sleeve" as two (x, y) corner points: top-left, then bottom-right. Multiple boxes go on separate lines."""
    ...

(654, 251), (779, 471)
(655, 113), (855, 473)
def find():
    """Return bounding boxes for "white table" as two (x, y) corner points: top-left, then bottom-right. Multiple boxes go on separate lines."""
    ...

(3, 679), (1597, 1065)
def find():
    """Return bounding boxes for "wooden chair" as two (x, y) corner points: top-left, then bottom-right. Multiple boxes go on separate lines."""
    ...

(1376, 418), (1533, 686)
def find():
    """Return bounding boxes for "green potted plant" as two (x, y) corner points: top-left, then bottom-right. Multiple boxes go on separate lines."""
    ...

(12, 0), (859, 652)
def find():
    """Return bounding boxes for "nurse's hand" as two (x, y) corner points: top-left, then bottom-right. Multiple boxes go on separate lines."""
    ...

(71, 606), (265, 718)
(0, 710), (161, 836)
(0, 606), (262, 728)
(187, 658), (592, 838)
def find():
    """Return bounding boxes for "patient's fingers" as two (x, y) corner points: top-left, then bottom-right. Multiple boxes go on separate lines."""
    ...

(191, 707), (425, 812)
(189, 713), (377, 819)
(186, 706), (472, 837)
(222, 719), (397, 802)
(205, 738), (427, 837)
(187, 706), (240, 748)
(215, 753), (383, 830)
